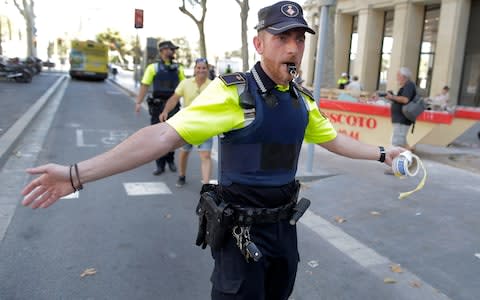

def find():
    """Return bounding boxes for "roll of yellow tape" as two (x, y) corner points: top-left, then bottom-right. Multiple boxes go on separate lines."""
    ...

(391, 151), (427, 200)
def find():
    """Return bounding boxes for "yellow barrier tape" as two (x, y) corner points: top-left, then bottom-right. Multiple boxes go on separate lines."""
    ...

(397, 154), (427, 200)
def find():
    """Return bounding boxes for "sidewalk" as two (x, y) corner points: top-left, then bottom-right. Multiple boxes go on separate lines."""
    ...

(108, 67), (480, 174)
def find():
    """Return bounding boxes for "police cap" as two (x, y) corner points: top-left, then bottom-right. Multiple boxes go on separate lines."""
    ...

(254, 1), (315, 35)
(158, 40), (179, 51)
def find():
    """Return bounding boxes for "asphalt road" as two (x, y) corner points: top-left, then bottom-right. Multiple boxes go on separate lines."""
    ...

(0, 72), (479, 300)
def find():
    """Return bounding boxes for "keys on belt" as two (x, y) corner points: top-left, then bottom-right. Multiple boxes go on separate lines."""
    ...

(232, 225), (262, 262)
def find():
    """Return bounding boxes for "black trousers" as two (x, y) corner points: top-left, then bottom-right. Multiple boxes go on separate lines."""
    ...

(149, 102), (179, 169)
(210, 220), (299, 300)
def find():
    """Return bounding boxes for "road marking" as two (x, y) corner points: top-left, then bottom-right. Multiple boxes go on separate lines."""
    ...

(123, 182), (172, 196)
(0, 76), (68, 242)
(300, 210), (451, 299)
(76, 129), (96, 147)
(61, 191), (79, 199)
(76, 129), (132, 147)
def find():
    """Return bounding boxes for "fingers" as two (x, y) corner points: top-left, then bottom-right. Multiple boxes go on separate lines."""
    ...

(39, 192), (60, 208)
(22, 186), (62, 209)
(21, 185), (47, 207)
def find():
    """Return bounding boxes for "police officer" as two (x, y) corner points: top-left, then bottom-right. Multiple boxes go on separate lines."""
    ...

(337, 72), (349, 89)
(21, 1), (407, 299)
(135, 40), (185, 175)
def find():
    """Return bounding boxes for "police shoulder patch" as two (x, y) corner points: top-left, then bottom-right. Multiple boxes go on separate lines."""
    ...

(219, 72), (246, 86)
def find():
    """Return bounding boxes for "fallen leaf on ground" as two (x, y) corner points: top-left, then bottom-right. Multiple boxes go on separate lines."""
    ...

(80, 268), (97, 278)
(390, 264), (403, 273)
(475, 253), (480, 259)
(410, 280), (422, 288)
(307, 260), (319, 268)
(370, 211), (381, 216)
(334, 216), (346, 223)
(383, 277), (397, 284)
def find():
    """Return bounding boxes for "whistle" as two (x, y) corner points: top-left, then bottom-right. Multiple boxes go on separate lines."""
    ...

(287, 63), (297, 77)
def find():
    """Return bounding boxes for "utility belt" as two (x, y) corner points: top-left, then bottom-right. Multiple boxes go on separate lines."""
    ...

(146, 96), (167, 106)
(195, 182), (310, 262)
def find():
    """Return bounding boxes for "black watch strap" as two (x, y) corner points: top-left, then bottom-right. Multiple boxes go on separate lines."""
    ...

(378, 146), (386, 163)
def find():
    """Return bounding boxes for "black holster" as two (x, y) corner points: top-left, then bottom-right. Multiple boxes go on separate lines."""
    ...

(195, 186), (234, 251)
(195, 182), (307, 251)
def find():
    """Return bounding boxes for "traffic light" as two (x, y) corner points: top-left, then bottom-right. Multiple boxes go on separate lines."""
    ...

(134, 9), (144, 29)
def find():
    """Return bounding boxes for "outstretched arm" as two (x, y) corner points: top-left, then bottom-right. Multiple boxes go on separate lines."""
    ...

(319, 133), (405, 166)
(21, 123), (186, 209)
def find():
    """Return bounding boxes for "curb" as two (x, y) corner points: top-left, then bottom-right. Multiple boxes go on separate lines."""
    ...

(0, 75), (67, 165)
(107, 78), (138, 97)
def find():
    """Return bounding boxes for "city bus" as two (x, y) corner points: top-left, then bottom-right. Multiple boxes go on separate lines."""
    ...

(69, 40), (109, 80)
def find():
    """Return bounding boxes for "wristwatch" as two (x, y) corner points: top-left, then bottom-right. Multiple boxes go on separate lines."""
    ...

(378, 146), (386, 163)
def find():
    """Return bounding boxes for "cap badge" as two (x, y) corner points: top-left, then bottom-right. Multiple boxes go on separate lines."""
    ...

(281, 4), (299, 17)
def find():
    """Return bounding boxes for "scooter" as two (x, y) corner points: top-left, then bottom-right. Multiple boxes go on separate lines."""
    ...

(0, 61), (33, 83)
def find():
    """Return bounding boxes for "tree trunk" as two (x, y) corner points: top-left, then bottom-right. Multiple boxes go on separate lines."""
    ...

(198, 21), (207, 58)
(14, 0), (37, 57)
(179, 0), (208, 59)
(238, 0), (250, 71)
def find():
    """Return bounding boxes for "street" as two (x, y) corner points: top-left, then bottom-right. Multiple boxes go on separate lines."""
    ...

(0, 72), (479, 299)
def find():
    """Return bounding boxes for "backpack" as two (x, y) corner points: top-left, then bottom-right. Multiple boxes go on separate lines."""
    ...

(402, 94), (426, 122)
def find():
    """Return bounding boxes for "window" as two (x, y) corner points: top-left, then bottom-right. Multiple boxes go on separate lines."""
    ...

(416, 5), (439, 97)
(459, 0), (480, 107)
(377, 11), (394, 91)
(348, 15), (358, 77)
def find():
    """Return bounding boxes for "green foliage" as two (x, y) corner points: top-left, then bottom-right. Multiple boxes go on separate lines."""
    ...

(96, 28), (129, 65)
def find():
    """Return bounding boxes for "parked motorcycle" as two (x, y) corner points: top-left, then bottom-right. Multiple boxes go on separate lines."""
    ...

(0, 57), (33, 83)
(21, 56), (42, 74)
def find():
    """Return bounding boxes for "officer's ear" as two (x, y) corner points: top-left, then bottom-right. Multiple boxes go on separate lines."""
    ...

(253, 34), (264, 54)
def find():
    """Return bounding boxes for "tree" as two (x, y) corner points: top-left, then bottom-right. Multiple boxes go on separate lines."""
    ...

(96, 29), (128, 65)
(56, 38), (67, 64)
(13, 0), (36, 56)
(172, 37), (193, 67)
(235, 0), (249, 71)
(178, 0), (207, 59)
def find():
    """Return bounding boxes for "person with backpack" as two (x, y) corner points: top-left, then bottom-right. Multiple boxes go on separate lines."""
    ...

(134, 40), (185, 175)
(21, 2), (407, 299)
(383, 67), (417, 151)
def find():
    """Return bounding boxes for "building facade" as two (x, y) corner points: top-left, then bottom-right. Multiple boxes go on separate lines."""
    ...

(303, 0), (479, 107)
(0, 1), (27, 58)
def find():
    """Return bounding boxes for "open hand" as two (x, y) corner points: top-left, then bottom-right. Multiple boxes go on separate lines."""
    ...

(21, 164), (74, 209)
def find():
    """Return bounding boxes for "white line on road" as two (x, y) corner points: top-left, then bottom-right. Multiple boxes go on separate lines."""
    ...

(123, 182), (172, 196)
(300, 209), (451, 299)
(0, 76), (69, 242)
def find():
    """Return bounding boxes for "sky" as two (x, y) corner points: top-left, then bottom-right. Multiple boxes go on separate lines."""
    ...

(34, 0), (306, 63)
